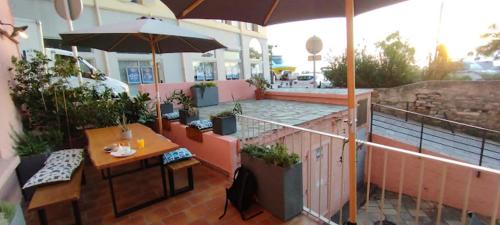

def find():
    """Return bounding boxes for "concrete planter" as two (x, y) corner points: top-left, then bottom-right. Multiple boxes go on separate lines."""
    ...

(160, 103), (174, 114)
(179, 109), (199, 125)
(255, 89), (265, 100)
(212, 115), (236, 135)
(241, 152), (303, 221)
(17, 153), (50, 201)
(191, 86), (219, 107)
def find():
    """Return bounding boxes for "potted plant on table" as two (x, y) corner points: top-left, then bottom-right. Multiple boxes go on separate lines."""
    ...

(241, 143), (302, 221)
(246, 76), (270, 100)
(210, 101), (242, 135)
(172, 90), (199, 125)
(190, 82), (219, 107)
(118, 114), (132, 140)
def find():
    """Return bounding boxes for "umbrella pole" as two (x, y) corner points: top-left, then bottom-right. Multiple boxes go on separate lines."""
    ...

(151, 41), (163, 133)
(345, 0), (357, 224)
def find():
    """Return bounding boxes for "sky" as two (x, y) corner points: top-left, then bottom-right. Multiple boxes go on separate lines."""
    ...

(267, 0), (500, 72)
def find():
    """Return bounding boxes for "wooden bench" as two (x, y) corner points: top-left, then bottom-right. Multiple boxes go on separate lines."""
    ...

(166, 158), (200, 196)
(28, 165), (84, 225)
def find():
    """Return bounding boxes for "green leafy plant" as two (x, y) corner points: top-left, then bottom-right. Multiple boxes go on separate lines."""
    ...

(192, 82), (217, 97)
(12, 130), (63, 157)
(170, 90), (198, 116)
(209, 98), (243, 120)
(242, 143), (300, 167)
(0, 201), (15, 224)
(246, 76), (269, 90)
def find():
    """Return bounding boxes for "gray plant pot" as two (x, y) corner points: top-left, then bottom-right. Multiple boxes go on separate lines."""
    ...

(212, 115), (236, 135)
(160, 103), (174, 115)
(241, 152), (303, 221)
(191, 86), (219, 107)
(179, 109), (199, 125)
(16, 153), (50, 201)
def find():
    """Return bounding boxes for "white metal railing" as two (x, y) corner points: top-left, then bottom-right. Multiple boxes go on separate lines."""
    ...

(236, 114), (500, 225)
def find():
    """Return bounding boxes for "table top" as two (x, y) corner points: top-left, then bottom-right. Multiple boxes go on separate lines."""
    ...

(85, 123), (179, 170)
(28, 165), (83, 210)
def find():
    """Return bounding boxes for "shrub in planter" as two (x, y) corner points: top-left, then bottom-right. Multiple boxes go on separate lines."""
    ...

(12, 130), (62, 201)
(190, 82), (219, 107)
(171, 90), (199, 125)
(241, 143), (302, 221)
(210, 101), (242, 135)
(161, 94), (176, 115)
(246, 76), (270, 100)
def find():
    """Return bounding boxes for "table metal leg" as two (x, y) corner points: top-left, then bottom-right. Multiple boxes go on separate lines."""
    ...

(72, 200), (82, 225)
(37, 209), (48, 225)
(105, 156), (169, 217)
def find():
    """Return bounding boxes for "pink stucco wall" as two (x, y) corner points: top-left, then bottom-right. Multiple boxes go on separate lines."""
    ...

(369, 134), (500, 218)
(138, 80), (256, 106)
(0, 0), (22, 202)
(162, 122), (239, 176)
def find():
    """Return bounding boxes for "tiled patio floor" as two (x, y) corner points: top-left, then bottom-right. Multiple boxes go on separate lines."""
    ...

(24, 161), (321, 225)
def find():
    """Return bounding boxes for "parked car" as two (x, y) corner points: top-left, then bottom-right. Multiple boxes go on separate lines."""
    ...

(293, 74), (316, 88)
(318, 79), (333, 88)
(45, 48), (130, 95)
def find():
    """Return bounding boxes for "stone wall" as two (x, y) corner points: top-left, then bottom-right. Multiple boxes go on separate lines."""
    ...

(372, 80), (500, 132)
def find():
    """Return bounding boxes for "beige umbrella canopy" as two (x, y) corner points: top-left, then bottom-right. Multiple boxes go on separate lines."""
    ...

(60, 16), (226, 132)
(159, 0), (406, 223)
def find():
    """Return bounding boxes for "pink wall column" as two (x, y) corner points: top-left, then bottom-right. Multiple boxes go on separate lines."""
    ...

(369, 134), (500, 218)
(0, 0), (23, 202)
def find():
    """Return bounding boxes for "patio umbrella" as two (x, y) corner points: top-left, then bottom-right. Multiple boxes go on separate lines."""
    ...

(159, 0), (406, 223)
(60, 16), (226, 132)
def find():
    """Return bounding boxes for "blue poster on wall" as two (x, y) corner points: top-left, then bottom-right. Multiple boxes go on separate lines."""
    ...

(126, 67), (141, 84)
(141, 67), (154, 84)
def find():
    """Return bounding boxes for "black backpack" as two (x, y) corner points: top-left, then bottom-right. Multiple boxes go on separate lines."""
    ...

(219, 166), (262, 220)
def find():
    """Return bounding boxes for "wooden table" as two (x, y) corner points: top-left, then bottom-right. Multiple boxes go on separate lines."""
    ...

(85, 123), (179, 217)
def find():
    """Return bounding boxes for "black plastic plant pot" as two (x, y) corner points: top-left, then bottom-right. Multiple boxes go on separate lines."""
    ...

(212, 115), (237, 135)
(241, 152), (303, 221)
(179, 109), (199, 125)
(160, 103), (174, 115)
(17, 152), (50, 201)
(191, 86), (219, 107)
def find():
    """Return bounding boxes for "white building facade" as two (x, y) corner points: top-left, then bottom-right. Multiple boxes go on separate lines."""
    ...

(11, 0), (270, 94)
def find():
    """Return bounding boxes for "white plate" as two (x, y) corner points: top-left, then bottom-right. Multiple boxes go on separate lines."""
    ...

(110, 149), (136, 158)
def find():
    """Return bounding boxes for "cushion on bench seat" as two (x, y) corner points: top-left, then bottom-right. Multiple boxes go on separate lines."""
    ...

(23, 149), (83, 189)
(163, 111), (179, 120)
(163, 148), (193, 165)
(188, 119), (213, 130)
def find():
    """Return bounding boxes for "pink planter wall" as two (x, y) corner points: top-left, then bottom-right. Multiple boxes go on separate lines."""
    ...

(138, 80), (257, 106)
(369, 134), (500, 218)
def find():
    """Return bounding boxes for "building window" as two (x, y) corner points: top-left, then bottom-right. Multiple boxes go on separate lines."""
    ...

(224, 50), (241, 80)
(245, 23), (260, 32)
(250, 63), (263, 77)
(249, 38), (263, 77)
(118, 60), (160, 84)
(216, 20), (239, 27)
(193, 61), (216, 81)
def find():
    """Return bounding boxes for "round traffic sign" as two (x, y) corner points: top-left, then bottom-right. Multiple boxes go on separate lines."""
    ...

(306, 36), (323, 55)
(54, 0), (83, 21)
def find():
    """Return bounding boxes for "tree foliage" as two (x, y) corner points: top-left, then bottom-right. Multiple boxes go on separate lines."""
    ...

(323, 32), (419, 88)
(422, 44), (463, 80)
(476, 24), (499, 56)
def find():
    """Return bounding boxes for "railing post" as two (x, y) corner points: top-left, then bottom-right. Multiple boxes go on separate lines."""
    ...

(405, 102), (409, 122)
(477, 130), (487, 177)
(369, 103), (374, 142)
(418, 116), (425, 153)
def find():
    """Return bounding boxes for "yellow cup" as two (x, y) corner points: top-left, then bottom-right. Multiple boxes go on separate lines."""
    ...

(136, 139), (145, 149)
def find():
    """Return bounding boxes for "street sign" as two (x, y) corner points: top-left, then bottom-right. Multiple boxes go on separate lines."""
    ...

(54, 0), (83, 21)
(308, 55), (322, 61)
(306, 36), (323, 55)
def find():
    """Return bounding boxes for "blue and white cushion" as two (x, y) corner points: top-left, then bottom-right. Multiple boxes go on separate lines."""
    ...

(188, 119), (213, 130)
(163, 148), (193, 164)
(23, 149), (83, 189)
(163, 111), (179, 120)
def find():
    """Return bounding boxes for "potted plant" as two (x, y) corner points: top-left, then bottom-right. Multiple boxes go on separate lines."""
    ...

(246, 76), (270, 100)
(172, 90), (199, 125)
(241, 143), (302, 221)
(0, 201), (25, 225)
(118, 114), (132, 140)
(12, 130), (62, 201)
(161, 94), (175, 115)
(190, 82), (219, 107)
(210, 101), (242, 135)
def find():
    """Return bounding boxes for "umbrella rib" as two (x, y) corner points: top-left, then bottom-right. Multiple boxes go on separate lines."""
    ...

(66, 33), (100, 46)
(175, 36), (203, 52)
(108, 33), (132, 51)
(181, 0), (205, 18)
(264, 0), (281, 26)
(133, 33), (151, 42)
